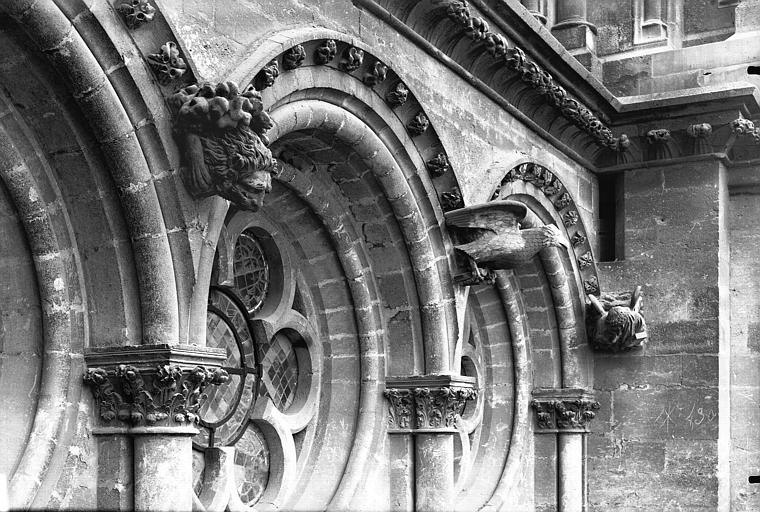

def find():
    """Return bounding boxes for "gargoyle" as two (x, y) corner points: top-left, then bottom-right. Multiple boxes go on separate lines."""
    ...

(169, 81), (278, 211)
(586, 286), (647, 352)
(445, 200), (569, 285)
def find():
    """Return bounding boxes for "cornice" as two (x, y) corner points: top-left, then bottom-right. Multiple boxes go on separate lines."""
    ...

(355, 0), (760, 172)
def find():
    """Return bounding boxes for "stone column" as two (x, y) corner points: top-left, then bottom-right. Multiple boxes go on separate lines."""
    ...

(531, 389), (599, 512)
(521, 0), (548, 25)
(84, 344), (227, 512)
(551, 0), (600, 78)
(385, 376), (477, 512)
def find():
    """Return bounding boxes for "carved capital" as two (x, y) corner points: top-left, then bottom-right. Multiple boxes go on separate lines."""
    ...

(531, 389), (599, 433)
(84, 345), (227, 429)
(686, 123), (713, 155)
(385, 375), (477, 433)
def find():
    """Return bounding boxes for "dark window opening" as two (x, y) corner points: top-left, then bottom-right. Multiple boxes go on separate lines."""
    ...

(598, 173), (623, 261)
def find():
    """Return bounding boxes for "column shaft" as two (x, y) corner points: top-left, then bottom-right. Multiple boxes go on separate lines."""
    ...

(133, 433), (194, 512)
(557, 433), (584, 512)
(415, 434), (454, 512)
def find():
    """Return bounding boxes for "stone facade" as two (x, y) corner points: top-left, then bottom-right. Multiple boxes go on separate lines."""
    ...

(0, 0), (759, 511)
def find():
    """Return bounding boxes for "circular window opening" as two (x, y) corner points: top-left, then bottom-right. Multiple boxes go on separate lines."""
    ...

(260, 329), (311, 413)
(233, 230), (270, 314)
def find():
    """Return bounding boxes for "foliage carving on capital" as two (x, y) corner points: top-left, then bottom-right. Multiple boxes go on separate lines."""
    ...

(414, 386), (478, 429)
(147, 42), (187, 84)
(384, 389), (414, 429)
(84, 365), (229, 427)
(531, 393), (600, 432)
(117, 0), (156, 29)
(169, 81), (278, 211)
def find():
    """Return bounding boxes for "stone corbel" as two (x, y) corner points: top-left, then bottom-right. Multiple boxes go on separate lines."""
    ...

(168, 81), (278, 211)
(586, 285), (648, 352)
(384, 375), (477, 433)
(83, 344), (228, 430)
(531, 388), (600, 433)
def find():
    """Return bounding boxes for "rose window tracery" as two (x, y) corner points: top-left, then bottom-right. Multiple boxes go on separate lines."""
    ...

(193, 219), (321, 509)
(233, 230), (270, 314)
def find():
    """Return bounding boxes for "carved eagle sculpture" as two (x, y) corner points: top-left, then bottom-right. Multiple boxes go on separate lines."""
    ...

(586, 286), (648, 352)
(445, 201), (569, 285)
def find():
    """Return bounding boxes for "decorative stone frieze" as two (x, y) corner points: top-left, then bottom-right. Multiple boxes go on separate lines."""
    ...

(84, 344), (227, 429)
(732, 117), (760, 143)
(342, 46), (364, 72)
(562, 210), (579, 227)
(531, 389), (600, 433)
(282, 45), (306, 70)
(147, 42), (187, 84)
(364, 61), (388, 86)
(584, 276), (599, 294)
(386, 81), (409, 107)
(440, 187), (463, 212)
(646, 129), (673, 159)
(253, 59), (279, 91)
(408, 112), (430, 136)
(686, 123), (713, 155)
(315, 39), (338, 64)
(435, 0), (622, 150)
(586, 286), (648, 352)
(426, 153), (451, 177)
(385, 375), (477, 433)
(169, 81), (278, 211)
(571, 231), (587, 247)
(117, 0), (156, 29)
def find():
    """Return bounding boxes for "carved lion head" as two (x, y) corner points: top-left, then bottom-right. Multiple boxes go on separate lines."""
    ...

(170, 81), (278, 211)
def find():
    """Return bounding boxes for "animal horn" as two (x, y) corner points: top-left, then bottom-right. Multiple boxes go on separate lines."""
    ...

(588, 294), (606, 315)
(630, 285), (642, 312)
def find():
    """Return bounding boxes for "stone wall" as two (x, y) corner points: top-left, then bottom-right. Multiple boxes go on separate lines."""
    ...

(590, 161), (727, 511)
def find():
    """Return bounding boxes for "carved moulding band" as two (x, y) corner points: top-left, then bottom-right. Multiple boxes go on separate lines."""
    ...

(530, 388), (599, 434)
(84, 344), (228, 429)
(435, 0), (622, 150)
(385, 375), (478, 433)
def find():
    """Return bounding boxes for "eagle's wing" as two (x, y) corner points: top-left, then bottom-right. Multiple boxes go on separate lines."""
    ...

(445, 202), (525, 232)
